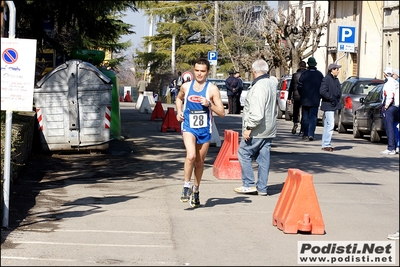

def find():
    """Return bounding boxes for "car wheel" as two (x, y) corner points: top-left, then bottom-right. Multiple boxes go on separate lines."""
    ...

(370, 121), (381, 143)
(353, 116), (363, 138)
(277, 106), (284, 119)
(337, 112), (347, 133)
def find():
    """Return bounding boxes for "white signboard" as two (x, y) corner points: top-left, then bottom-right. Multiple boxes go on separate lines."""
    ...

(1, 38), (37, 111)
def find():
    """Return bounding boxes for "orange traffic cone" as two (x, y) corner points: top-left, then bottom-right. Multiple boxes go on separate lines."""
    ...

(124, 91), (132, 102)
(151, 101), (165, 121)
(161, 107), (181, 132)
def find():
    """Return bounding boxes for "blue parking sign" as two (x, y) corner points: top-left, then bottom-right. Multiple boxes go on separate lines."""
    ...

(338, 26), (356, 52)
(208, 51), (218, 61)
(208, 51), (218, 66)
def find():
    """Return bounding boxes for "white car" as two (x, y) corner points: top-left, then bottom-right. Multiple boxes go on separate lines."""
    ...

(276, 76), (292, 119)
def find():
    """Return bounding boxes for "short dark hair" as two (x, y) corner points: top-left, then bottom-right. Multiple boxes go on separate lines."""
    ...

(194, 58), (210, 71)
(299, 61), (307, 68)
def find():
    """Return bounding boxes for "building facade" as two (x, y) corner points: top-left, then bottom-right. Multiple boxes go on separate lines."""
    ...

(278, 0), (399, 81)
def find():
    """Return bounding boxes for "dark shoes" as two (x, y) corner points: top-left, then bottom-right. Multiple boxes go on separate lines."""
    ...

(301, 135), (314, 141)
(190, 189), (200, 208)
(321, 147), (335, 152)
(291, 123), (298, 134)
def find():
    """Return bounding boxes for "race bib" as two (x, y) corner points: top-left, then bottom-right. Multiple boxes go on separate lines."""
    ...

(189, 110), (208, 128)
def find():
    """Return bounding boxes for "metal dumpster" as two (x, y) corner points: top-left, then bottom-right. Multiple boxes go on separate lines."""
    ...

(34, 59), (113, 152)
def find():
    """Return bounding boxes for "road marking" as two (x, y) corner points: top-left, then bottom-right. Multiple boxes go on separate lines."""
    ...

(7, 241), (173, 247)
(13, 229), (168, 234)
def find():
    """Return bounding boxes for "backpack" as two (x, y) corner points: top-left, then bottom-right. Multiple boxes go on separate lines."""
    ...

(177, 76), (183, 86)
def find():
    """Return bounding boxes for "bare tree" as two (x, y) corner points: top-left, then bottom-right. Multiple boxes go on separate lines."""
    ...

(256, 4), (332, 74)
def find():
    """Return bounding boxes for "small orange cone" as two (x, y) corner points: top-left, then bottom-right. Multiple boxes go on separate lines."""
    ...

(161, 107), (181, 132)
(151, 101), (165, 121)
(272, 168), (325, 235)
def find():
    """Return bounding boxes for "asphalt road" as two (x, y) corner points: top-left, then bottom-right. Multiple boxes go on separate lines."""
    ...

(1, 102), (399, 266)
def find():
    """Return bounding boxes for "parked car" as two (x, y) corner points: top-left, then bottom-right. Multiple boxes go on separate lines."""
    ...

(215, 82), (228, 108)
(335, 77), (384, 133)
(276, 76), (292, 119)
(353, 84), (386, 143)
(207, 78), (225, 85)
(239, 81), (252, 108)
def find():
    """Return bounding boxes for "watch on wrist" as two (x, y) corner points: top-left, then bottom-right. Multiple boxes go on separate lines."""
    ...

(246, 126), (252, 130)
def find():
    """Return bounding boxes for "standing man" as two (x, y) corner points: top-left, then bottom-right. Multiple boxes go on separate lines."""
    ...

(320, 63), (342, 152)
(380, 67), (399, 155)
(137, 79), (147, 95)
(287, 61), (307, 134)
(392, 69), (399, 154)
(297, 57), (324, 141)
(175, 58), (225, 208)
(225, 70), (239, 114)
(174, 71), (184, 93)
(233, 59), (278, 195)
(234, 71), (244, 114)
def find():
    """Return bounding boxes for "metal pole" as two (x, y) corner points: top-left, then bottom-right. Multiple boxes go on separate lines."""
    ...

(212, 1), (218, 78)
(145, 13), (153, 83)
(3, 0), (16, 229)
(171, 16), (176, 74)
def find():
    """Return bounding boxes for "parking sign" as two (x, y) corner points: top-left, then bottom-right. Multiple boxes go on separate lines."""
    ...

(208, 51), (218, 66)
(338, 26), (356, 53)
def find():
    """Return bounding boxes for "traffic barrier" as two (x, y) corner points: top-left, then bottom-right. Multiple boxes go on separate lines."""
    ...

(119, 95), (124, 102)
(151, 101), (165, 121)
(161, 107), (181, 132)
(209, 121), (221, 147)
(124, 90), (132, 102)
(144, 91), (156, 107)
(139, 96), (152, 114)
(136, 94), (144, 109)
(212, 129), (241, 179)
(272, 168), (325, 235)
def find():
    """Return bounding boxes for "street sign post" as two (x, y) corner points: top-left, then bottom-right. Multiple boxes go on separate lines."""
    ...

(338, 26), (356, 53)
(208, 51), (218, 66)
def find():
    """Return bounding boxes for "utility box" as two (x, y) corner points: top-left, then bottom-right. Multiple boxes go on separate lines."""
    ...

(34, 59), (113, 152)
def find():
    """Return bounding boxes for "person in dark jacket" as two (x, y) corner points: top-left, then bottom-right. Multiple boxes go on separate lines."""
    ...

(225, 70), (239, 114)
(297, 57), (324, 141)
(234, 71), (243, 114)
(287, 61), (307, 134)
(319, 63), (342, 151)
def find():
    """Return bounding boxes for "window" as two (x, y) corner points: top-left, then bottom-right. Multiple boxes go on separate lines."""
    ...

(305, 7), (311, 25)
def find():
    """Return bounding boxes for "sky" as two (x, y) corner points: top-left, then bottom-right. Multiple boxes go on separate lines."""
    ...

(120, 1), (279, 53)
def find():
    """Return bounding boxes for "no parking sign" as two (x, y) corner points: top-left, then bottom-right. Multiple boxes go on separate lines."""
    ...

(1, 38), (37, 111)
(182, 71), (193, 82)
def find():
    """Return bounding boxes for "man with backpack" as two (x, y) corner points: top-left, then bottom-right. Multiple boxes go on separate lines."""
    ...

(174, 71), (184, 93)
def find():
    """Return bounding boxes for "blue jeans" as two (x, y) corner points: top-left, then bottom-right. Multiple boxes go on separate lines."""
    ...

(383, 106), (399, 151)
(322, 111), (335, 148)
(301, 106), (318, 137)
(238, 137), (272, 194)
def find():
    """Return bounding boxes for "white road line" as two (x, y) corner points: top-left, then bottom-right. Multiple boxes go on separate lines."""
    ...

(1, 256), (94, 263)
(12, 229), (168, 234)
(7, 241), (173, 247)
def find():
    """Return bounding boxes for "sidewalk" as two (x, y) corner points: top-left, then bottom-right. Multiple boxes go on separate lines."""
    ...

(1, 102), (399, 266)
